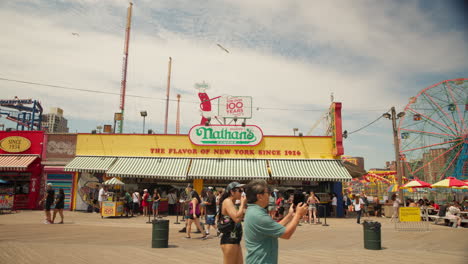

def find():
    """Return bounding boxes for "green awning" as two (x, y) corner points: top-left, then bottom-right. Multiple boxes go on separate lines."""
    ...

(107, 157), (190, 180)
(269, 159), (352, 182)
(188, 159), (269, 180)
(64, 156), (117, 173)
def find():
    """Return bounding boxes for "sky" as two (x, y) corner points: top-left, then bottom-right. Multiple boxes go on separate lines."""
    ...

(0, 0), (467, 170)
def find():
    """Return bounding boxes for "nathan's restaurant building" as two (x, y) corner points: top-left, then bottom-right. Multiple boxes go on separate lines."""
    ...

(65, 104), (352, 217)
(0, 131), (44, 210)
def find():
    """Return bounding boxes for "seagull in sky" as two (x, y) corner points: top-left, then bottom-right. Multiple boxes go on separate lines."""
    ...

(217, 43), (229, 53)
(72, 32), (80, 37)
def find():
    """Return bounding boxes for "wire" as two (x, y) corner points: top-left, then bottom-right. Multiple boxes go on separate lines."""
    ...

(0, 76), (390, 113)
(347, 113), (388, 136)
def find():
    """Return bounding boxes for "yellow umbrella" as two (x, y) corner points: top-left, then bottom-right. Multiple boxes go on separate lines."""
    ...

(431, 177), (466, 188)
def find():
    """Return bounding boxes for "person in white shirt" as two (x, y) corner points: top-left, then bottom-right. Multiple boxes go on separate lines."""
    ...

(446, 202), (462, 228)
(353, 194), (364, 224)
(98, 186), (108, 215)
(331, 193), (338, 217)
(132, 190), (141, 216)
(167, 190), (177, 215)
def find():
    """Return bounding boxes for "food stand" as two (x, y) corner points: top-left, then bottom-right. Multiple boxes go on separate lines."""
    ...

(101, 178), (125, 218)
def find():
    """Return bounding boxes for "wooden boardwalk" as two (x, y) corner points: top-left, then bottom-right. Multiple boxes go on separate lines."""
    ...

(0, 211), (466, 263)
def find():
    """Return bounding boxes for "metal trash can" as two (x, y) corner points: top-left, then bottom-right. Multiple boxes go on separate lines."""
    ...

(363, 220), (381, 250)
(152, 219), (169, 248)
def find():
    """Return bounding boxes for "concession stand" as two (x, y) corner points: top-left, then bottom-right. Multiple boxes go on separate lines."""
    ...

(0, 131), (44, 210)
(65, 100), (352, 217)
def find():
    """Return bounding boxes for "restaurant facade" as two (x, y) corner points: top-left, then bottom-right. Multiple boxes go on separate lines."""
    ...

(0, 131), (44, 210)
(64, 102), (352, 216)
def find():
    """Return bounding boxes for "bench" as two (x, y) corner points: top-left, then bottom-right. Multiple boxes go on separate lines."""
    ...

(427, 215), (468, 227)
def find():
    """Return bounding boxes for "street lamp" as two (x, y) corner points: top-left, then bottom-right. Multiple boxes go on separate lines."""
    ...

(140, 111), (147, 134)
(293, 128), (299, 136)
(96, 125), (103, 133)
(383, 106), (406, 206)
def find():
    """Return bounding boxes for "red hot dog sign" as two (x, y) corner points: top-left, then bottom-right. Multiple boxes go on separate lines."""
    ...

(189, 125), (263, 146)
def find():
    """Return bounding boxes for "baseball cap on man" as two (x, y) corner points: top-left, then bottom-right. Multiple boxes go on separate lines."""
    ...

(226, 182), (245, 192)
(47, 183), (53, 186)
(187, 183), (193, 189)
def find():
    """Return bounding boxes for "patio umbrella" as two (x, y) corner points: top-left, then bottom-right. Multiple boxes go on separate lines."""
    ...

(431, 177), (466, 188)
(401, 179), (431, 189)
(103, 177), (125, 186)
(387, 184), (399, 192)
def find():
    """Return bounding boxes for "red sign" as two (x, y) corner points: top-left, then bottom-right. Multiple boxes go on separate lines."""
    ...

(0, 131), (44, 155)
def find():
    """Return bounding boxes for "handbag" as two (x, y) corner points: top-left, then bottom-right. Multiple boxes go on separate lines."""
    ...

(218, 216), (235, 234)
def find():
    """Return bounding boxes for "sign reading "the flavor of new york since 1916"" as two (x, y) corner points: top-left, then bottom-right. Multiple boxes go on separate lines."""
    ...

(189, 125), (263, 146)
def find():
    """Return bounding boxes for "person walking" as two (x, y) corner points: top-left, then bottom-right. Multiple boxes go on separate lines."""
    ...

(307, 191), (319, 224)
(185, 190), (207, 239)
(244, 180), (308, 264)
(391, 193), (401, 222)
(52, 189), (65, 224)
(132, 190), (141, 216)
(353, 194), (365, 224)
(40, 183), (55, 224)
(204, 187), (217, 237)
(152, 189), (161, 218)
(331, 193), (338, 217)
(218, 182), (246, 264)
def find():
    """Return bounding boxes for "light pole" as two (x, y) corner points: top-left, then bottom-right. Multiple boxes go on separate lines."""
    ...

(293, 128), (298, 136)
(140, 111), (147, 134)
(383, 107), (405, 206)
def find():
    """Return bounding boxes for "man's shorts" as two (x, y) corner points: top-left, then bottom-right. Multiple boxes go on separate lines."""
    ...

(206, 215), (215, 225)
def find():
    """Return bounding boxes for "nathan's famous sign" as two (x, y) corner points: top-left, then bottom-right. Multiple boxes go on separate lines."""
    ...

(189, 125), (263, 146)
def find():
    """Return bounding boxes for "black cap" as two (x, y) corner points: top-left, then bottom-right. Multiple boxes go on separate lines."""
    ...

(187, 183), (193, 188)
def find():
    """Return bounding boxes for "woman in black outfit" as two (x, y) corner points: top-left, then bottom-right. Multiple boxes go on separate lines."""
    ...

(53, 189), (65, 224)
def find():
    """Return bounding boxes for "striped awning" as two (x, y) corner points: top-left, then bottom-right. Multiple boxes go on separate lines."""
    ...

(188, 159), (269, 180)
(107, 157), (190, 180)
(0, 155), (38, 171)
(64, 156), (117, 173)
(269, 159), (352, 182)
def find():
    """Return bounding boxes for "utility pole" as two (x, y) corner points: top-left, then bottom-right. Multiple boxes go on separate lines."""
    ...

(384, 107), (406, 206)
(118, 2), (133, 133)
(164, 57), (172, 134)
(176, 94), (181, 134)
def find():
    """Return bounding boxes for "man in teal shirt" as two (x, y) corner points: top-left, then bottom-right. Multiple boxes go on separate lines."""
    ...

(244, 180), (308, 264)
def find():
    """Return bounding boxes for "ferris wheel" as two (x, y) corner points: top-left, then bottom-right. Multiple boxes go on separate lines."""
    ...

(398, 78), (468, 183)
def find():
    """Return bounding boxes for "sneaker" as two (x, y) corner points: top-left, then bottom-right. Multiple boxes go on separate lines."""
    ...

(201, 235), (209, 240)
(178, 228), (187, 233)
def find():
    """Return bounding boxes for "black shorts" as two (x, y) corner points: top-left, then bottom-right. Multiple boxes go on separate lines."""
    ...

(55, 203), (64, 210)
(220, 230), (242, 245)
(188, 213), (201, 220)
(45, 203), (53, 211)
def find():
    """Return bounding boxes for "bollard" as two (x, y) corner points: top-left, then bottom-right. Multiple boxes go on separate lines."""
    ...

(152, 219), (169, 248)
(363, 220), (381, 250)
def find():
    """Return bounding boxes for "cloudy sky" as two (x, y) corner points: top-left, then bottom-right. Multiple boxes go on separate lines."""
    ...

(0, 0), (467, 169)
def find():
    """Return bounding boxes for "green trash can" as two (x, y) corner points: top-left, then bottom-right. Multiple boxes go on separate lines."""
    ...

(363, 220), (381, 250)
(152, 219), (169, 248)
